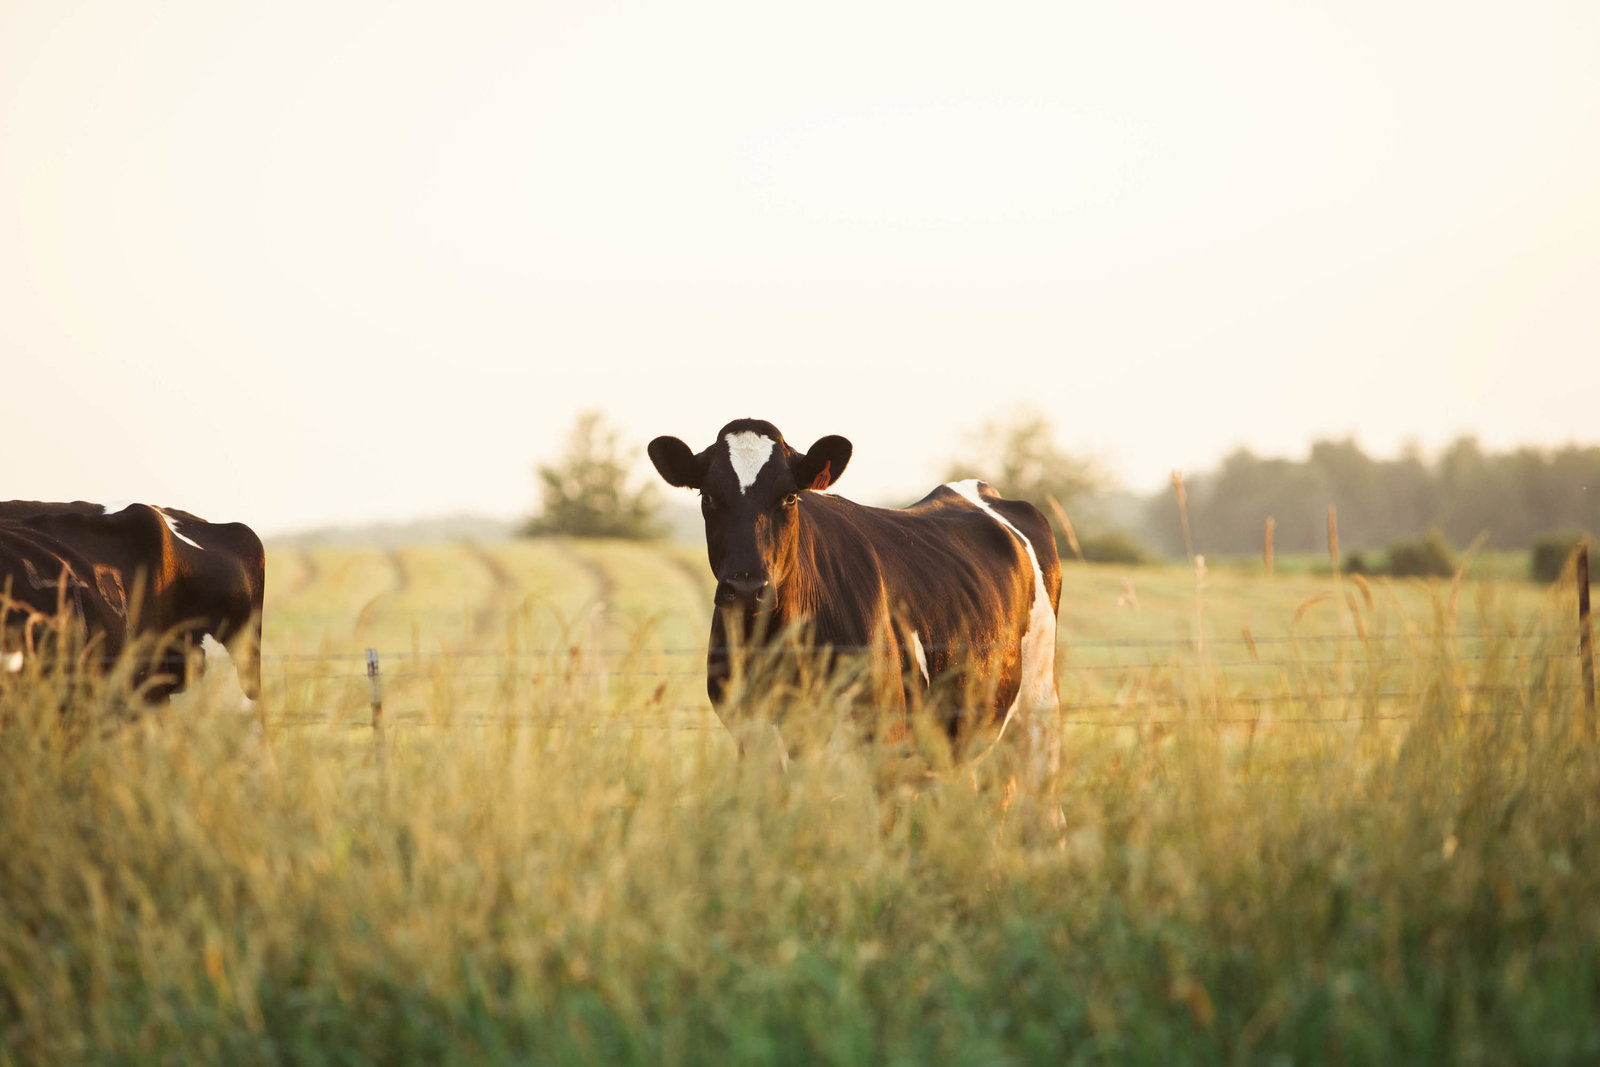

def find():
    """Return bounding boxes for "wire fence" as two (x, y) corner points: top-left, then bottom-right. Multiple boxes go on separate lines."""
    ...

(11, 579), (1592, 737)
(240, 624), (1592, 735)
(268, 699), (1582, 732)
(26, 630), (1565, 677)
(254, 627), (1576, 678)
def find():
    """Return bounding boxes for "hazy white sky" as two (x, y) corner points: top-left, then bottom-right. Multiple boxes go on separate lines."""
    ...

(2, 0), (1596, 535)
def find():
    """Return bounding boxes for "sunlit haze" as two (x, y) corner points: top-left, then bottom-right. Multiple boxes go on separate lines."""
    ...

(3, 1), (1596, 535)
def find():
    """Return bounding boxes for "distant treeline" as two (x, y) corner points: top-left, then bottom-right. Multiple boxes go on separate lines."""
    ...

(1140, 437), (1599, 557)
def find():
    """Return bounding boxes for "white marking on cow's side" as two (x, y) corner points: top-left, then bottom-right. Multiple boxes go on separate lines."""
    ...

(156, 508), (204, 550)
(180, 633), (255, 712)
(725, 432), (776, 494)
(910, 631), (930, 684)
(944, 479), (1058, 729)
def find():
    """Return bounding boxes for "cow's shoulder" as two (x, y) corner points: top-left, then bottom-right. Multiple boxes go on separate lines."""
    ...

(186, 517), (265, 563)
(984, 497), (1055, 553)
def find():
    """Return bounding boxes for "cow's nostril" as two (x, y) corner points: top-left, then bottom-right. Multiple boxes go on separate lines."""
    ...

(720, 572), (769, 603)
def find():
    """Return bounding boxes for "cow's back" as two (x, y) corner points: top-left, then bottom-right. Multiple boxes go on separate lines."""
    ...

(786, 485), (1060, 731)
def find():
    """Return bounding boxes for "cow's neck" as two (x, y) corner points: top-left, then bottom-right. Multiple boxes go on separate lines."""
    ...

(767, 502), (877, 646)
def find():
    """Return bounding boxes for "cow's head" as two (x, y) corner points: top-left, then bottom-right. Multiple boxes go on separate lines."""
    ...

(649, 419), (852, 611)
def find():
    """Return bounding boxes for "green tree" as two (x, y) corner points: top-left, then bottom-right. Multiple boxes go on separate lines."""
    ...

(942, 408), (1128, 557)
(521, 411), (664, 540)
(942, 408), (1107, 509)
(1309, 438), (1384, 548)
(1436, 436), (1515, 547)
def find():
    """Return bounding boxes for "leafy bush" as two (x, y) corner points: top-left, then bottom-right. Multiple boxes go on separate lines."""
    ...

(1386, 528), (1458, 578)
(1076, 529), (1152, 565)
(1342, 531), (1459, 578)
(1529, 530), (1589, 584)
(522, 411), (663, 540)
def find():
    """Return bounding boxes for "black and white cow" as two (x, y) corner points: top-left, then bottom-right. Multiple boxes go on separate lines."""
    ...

(649, 419), (1061, 747)
(0, 501), (264, 701)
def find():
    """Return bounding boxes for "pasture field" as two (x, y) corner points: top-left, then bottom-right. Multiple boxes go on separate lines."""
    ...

(3, 539), (1599, 1064)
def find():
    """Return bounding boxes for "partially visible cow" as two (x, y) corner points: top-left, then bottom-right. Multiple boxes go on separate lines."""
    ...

(648, 419), (1062, 755)
(0, 501), (264, 702)
(0, 521), (134, 680)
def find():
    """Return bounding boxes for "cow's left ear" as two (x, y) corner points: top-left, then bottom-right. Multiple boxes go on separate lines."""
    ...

(648, 436), (706, 489)
(794, 435), (852, 491)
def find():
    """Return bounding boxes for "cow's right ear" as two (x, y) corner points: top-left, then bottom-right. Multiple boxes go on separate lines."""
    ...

(648, 436), (705, 489)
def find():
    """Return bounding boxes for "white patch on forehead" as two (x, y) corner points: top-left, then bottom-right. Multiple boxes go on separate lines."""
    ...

(724, 432), (776, 494)
(156, 507), (204, 550)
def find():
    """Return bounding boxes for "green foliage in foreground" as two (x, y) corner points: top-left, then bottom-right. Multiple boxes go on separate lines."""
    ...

(4, 617), (1600, 1066)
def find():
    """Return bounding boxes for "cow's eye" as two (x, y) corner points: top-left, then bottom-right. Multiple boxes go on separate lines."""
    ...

(782, 492), (799, 508)
(701, 494), (723, 512)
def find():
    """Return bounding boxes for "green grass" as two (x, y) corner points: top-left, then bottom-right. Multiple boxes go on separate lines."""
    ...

(2, 543), (1597, 1064)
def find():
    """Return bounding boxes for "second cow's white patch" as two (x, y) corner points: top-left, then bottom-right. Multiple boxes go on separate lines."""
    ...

(944, 479), (1058, 726)
(725, 432), (776, 494)
(910, 631), (930, 684)
(156, 508), (204, 550)
(177, 634), (255, 713)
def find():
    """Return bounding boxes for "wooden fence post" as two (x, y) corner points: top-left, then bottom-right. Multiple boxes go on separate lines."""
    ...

(1326, 506), (1340, 579)
(366, 648), (384, 733)
(1579, 542), (1595, 740)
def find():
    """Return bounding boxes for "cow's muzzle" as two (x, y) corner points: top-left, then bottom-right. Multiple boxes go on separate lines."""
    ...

(716, 571), (770, 608)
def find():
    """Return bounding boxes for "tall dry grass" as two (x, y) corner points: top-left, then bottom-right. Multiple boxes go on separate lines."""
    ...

(2, 572), (1598, 1064)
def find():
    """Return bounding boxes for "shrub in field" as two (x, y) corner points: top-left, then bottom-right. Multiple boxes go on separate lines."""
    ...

(1529, 530), (1589, 583)
(1076, 529), (1152, 565)
(1385, 527), (1458, 578)
(522, 410), (664, 540)
(1341, 532), (1455, 578)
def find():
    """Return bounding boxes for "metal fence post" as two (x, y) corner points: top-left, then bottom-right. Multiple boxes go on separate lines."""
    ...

(367, 648), (384, 733)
